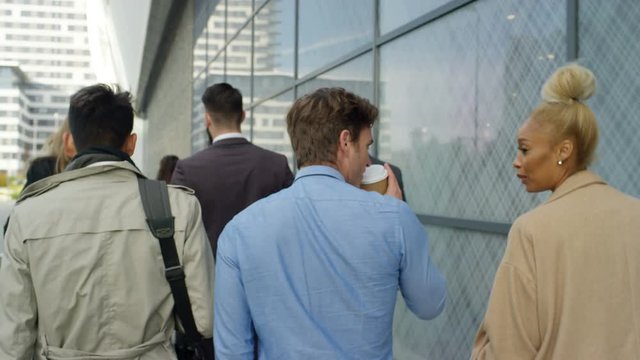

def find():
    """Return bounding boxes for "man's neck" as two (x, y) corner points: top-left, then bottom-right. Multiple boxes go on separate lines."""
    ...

(210, 128), (242, 140)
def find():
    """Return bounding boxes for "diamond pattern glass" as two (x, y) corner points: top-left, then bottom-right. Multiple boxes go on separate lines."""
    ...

(378, 0), (565, 223)
(393, 226), (506, 359)
(579, 0), (640, 198)
(379, 0), (451, 35)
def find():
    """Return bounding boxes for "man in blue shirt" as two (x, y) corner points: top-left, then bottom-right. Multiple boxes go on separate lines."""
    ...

(214, 87), (447, 359)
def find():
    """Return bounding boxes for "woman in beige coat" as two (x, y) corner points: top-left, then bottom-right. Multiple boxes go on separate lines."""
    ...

(471, 64), (640, 359)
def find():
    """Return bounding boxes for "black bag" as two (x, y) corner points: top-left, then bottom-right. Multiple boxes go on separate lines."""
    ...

(138, 178), (214, 360)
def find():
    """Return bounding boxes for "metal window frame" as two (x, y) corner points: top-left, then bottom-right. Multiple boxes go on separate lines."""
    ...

(190, 0), (582, 235)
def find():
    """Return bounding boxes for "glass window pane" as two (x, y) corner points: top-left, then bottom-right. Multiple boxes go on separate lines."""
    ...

(379, 0), (565, 226)
(226, 22), (252, 103)
(191, 72), (208, 153)
(252, 91), (294, 167)
(393, 226), (505, 359)
(253, 0), (295, 102)
(298, 0), (373, 78)
(206, 1), (227, 75)
(579, 0), (640, 198)
(297, 53), (373, 101)
(227, 0), (254, 36)
(379, 0), (451, 34)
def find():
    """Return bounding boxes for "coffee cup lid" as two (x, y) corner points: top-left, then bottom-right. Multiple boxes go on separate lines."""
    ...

(361, 164), (388, 184)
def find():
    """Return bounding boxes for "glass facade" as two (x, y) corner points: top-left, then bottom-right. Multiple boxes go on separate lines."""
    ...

(191, 1), (640, 358)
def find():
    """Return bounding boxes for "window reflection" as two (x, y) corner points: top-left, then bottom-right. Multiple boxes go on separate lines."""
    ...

(191, 72), (208, 152)
(379, 0), (564, 222)
(379, 0), (450, 35)
(253, 0), (295, 102)
(297, 54), (373, 100)
(252, 91), (294, 167)
(298, 0), (373, 78)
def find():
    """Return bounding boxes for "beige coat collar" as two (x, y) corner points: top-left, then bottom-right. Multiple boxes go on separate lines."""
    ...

(17, 161), (144, 204)
(545, 170), (607, 204)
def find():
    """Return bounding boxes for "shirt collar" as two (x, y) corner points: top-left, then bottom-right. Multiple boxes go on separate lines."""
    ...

(212, 132), (245, 144)
(294, 165), (345, 183)
(545, 170), (607, 204)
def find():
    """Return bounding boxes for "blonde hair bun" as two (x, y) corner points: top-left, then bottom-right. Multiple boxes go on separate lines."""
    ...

(541, 63), (596, 104)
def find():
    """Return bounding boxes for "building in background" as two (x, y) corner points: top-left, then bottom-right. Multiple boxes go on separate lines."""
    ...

(129, 0), (640, 359)
(0, 0), (96, 176)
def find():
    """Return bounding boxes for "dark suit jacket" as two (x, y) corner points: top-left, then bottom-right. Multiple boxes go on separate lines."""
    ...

(171, 138), (294, 257)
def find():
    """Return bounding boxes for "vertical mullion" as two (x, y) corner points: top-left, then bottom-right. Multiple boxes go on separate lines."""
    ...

(567, 0), (578, 61)
(372, 0), (380, 157)
(292, 0), (299, 172)
(250, 0), (256, 141)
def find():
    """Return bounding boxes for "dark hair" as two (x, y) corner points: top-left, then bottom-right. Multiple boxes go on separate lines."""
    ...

(24, 156), (56, 188)
(156, 155), (179, 183)
(201, 82), (243, 126)
(287, 87), (378, 168)
(68, 84), (134, 151)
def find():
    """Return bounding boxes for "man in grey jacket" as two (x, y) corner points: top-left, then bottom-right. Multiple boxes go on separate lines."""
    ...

(0, 84), (214, 359)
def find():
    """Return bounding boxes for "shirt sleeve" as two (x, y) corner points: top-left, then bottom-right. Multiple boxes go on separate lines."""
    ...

(214, 223), (254, 360)
(471, 219), (540, 359)
(397, 203), (447, 320)
(0, 213), (38, 360)
(181, 195), (215, 338)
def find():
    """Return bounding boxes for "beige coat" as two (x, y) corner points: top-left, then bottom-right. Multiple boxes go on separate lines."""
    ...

(0, 162), (214, 360)
(472, 171), (640, 360)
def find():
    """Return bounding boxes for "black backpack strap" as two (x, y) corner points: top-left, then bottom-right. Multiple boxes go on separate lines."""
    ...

(137, 178), (204, 347)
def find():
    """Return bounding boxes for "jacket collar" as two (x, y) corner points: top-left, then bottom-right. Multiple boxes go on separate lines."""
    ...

(210, 137), (250, 148)
(545, 170), (606, 204)
(17, 161), (144, 204)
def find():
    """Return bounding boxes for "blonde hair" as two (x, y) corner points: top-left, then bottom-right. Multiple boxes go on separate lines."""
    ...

(43, 118), (71, 173)
(531, 63), (599, 169)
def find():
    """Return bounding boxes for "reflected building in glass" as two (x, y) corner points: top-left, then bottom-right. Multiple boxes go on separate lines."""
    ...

(0, 0), (96, 175)
(134, 0), (640, 358)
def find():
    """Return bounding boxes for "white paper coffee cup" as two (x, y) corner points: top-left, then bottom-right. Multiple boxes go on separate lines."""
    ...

(360, 164), (388, 194)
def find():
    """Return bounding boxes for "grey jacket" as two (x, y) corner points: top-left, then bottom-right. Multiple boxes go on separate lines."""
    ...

(0, 161), (214, 359)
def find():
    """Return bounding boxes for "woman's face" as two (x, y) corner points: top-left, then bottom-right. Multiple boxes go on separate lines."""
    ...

(513, 118), (564, 192)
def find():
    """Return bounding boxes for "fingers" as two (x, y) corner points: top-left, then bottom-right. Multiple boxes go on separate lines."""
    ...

(384, 163), (403, 200)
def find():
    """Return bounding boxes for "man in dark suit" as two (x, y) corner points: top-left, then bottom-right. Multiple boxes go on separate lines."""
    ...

(171, 83), (293, 259)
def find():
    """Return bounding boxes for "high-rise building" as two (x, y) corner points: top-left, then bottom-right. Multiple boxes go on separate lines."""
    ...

(0, 0), (96, 175)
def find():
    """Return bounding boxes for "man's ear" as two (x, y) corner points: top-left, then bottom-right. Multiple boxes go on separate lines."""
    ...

(122, 133), (137, 156)
(338, 129), (351, 153)
(240, 110), (246, 123)
(204, 112), (213, 129)
(63, 131), (77, 158)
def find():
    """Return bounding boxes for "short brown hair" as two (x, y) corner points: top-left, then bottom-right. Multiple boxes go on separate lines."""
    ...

(287, 88), (378, 168)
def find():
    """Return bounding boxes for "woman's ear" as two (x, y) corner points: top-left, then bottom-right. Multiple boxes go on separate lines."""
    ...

(62, 131), (77, 158)
(557, 138), (574, 163)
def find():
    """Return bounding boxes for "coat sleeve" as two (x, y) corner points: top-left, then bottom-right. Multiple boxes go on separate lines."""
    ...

(471, 219), (540, 360)
(0, 213), (38, 359)
(180, 194), (215, 338)
(214, 222), (254, 360)
(398, 203), (447, 320)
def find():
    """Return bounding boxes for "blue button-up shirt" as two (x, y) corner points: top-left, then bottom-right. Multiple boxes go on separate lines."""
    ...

(214, 165), (447, 359)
